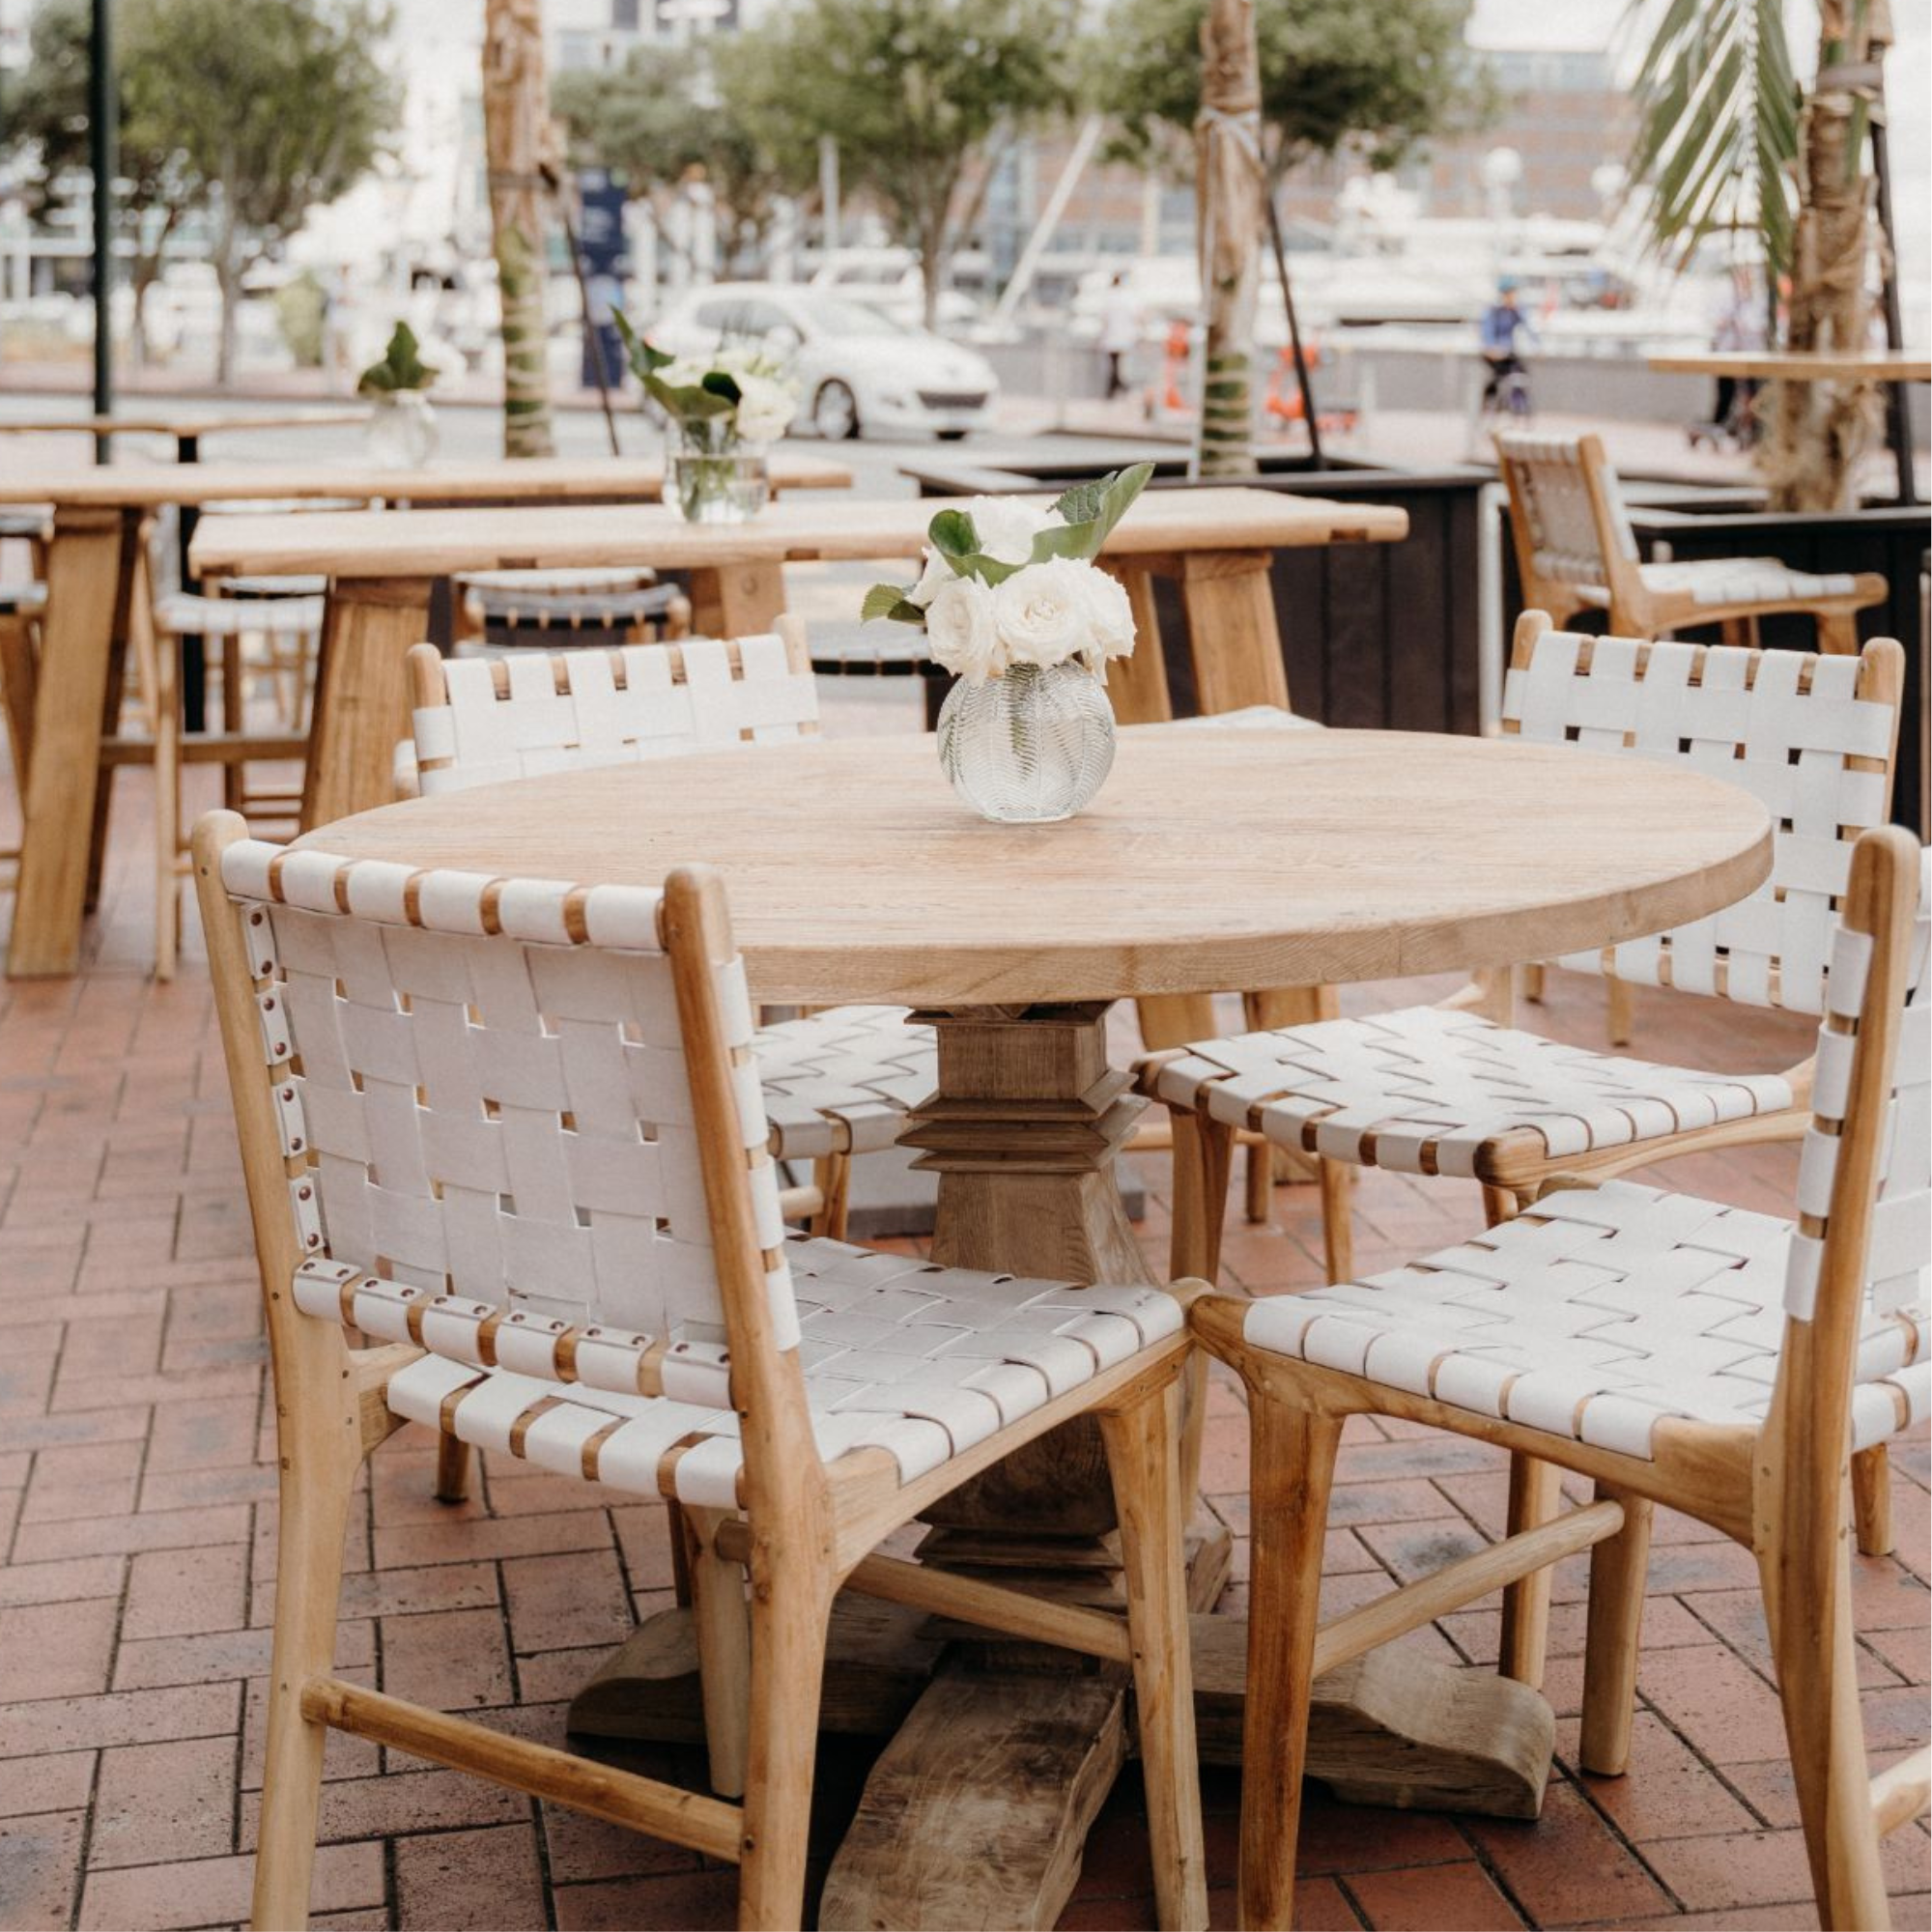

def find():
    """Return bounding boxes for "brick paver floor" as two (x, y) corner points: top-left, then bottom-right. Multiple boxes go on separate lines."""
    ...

(0, 745), (1925, 1931)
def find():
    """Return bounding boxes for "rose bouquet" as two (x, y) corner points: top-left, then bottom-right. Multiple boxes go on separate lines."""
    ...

(614, 311), (798, 523)
(862, 464), (1154, 684)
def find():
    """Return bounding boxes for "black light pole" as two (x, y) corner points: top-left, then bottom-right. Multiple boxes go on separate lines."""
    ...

(89, 0), (115, 463)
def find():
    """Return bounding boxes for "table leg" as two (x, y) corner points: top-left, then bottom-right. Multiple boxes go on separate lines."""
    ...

(688, 560), (787, 638)
(300, 576), (436, 830)
(9, 506), (139, 979)
(1177, 549), (1290, 714)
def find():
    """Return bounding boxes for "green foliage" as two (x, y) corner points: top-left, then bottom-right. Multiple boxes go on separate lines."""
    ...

(866, 465), (1154, 618)
(1622, 0), (1799, 281)
(718, 0), (1080, 322)
(1092, 0), (1493, 182)
(356, 320), (439, 396)
(274, 270), (327, 366)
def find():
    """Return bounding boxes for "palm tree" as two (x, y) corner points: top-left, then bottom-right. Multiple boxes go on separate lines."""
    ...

(482, 0), (556, 459)
(1193, 0), (1263, 477)
(1626, 0), (1889, 511)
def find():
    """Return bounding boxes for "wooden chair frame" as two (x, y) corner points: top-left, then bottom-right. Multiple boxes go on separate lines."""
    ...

(193, 810), (1208, 1932)
(1194, 825), (1928, 1930)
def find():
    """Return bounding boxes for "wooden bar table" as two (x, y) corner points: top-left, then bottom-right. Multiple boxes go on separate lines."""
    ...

(0, 406), (371, 463)
(188, 485), (1406, 833)
(1646, 350), (1930, 383)
(298, 722), (1771, 1929)
(1, 453), (852, 979)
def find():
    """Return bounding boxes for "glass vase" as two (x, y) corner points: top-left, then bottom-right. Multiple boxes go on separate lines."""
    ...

(666, 420), (770, 525)
(936, 661), (1118, 824)
(365, 390), (438, 469)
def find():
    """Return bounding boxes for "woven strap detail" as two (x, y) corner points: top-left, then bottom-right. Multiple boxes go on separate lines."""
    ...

(154, 592), (325, 638)
(414, 634), (818, 795)
(1146, 1005), (1794, 1180)
(753, 1006), (936, 1160)
(220, 835), (800, 1355)
(1497, 430), (1620, 587)
(383, 1235), (1185, 1508)
(1241, 1179), (1927, 1460)
(1503, 633), (1895, 1011)
(1637, 557), (1861, 607)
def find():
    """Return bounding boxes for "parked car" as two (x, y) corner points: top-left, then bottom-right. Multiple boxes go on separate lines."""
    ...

(808, 246), (982, 331)
(644, 283), (999, 441)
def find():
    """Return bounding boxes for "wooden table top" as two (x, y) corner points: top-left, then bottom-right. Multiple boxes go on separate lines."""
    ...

(297, 725), (1771, 1006)
(0, 408), (371, 439)
(190, 487), (1407, 580)
(0, 451), (854, 512)
(1648, 350), (1931, 383)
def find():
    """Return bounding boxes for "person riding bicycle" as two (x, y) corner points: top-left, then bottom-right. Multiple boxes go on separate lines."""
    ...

(1478, 277), (1535, 413)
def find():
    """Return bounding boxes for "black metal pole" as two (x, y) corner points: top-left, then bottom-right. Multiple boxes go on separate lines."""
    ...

(1264, 185), (1322, 469)
(89, 0), (115, 465)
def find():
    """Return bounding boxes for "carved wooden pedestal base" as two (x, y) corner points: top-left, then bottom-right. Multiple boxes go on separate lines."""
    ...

(567, 1004), (1554, 1927)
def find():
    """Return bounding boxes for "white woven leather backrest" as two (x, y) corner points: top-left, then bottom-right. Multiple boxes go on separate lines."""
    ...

(1784, 848), (1929, 1329)
(216, 838), (799, 1353)
(1504, 631), (1897, 1011)
(414, 634), (819, 795)
(1497, 431), (1638, 586)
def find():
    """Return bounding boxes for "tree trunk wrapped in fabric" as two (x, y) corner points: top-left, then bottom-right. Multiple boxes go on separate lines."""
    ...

(483, 0), (556, 460)
(1193, 0), (1262, 478)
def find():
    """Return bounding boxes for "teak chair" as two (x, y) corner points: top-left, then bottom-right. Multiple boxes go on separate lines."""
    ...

(404, 620), (939, 1245)
(1496, 430), (1887, 653)
(194, 813), (1207, 1932)
(1145, 619), (1906, 1679)
(1192, 824), (1928, 1931)
(453, 564), (691, 648)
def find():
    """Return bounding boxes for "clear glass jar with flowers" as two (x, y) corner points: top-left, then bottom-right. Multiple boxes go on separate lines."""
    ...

(864, 465), (1153, 823)
(356, 322), (440, 469)
(616, 313), (798, 525)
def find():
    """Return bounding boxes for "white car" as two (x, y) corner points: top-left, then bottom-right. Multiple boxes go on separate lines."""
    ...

(644, 283), (999, 441)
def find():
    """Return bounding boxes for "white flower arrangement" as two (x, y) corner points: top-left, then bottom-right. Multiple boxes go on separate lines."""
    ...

(864, 464), (1153, 683)
(614, 313), (799, 448)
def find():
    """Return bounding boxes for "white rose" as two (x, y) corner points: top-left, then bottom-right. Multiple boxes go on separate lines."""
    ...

(965, 494), (1054, 566)
(924, 575), (1006, 683)
(906, 546), (955, 609)
(1077, 562), (1137, 661)
(659, 357), (709, 389)
(991, 557), (1090, 669)
(732, 373), (797, 444)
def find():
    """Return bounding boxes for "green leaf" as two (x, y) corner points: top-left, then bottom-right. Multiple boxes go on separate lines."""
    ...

(1030, 462), (1154, 563)
(644, 372), (735, 419)
(1049, 476), (1110, 526)
(927, 509), (981, 560)
(700, 370), (744, 406)
(355, 320), (438, 398)
(861, 582), (919, 621)
(613, 308), (674, 381)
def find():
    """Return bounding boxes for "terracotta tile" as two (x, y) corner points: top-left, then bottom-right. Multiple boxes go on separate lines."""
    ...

(0, 1807), (86, 1930)
(0, 1596), (120, 1702)
(89, 1737), (238, 1868)
(1636, 1644), (1794, 1765)
(502, 1548), (634, 1654)
(542, 1802), (702, 1885)
(553, 1866), (740, 1930)
(123, 1545), (250, 1641)
(0, 1747), (95, 1820)
(392, 1821), (546, 1932)
(76, 1841), (384, 1931)
(1347, 1859), (1525, 1929)
(1463, 1781), (1672, 1926)
(11, 1501), (253, 1566)
(379, 1605), (514, 1711)
(1641, 1822), (1929, 1912)
(1558, 1713), (1759, 1842)
(238, 1767), (530, 1850)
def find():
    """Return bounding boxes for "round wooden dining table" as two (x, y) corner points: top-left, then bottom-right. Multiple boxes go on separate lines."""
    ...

(298, 722), (1773, 1929)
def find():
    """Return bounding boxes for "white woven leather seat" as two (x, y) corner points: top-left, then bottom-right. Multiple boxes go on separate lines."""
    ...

(154, 590), (326, 638)
(1576, 556), (1863, 612)
(1149, 1007), (1795, 1186)
(308, 1237), (1181, 1507)
(408, 628), (939, 1209)
(1241, 1179), (1926, 1459)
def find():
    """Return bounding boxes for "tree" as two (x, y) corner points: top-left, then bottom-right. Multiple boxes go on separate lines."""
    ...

(1193, 0), (1264, 475)
(483, 0), (557, 458)
(137, 0), (397, 384)
(1, 0), (206, 364)
(1094, 0), (1492, 188)
(719, 0), (1080, 327)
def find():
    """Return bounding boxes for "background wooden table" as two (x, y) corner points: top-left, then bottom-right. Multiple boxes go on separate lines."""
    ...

(0, 408), (371, 463)
(190, 485), (1407, 834)
(301, 724), (1772, 1930)
(1646, 350), (1931, 383)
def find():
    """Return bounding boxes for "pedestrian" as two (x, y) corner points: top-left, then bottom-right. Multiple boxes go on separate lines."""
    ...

(1099, 270), (1141, 402)
(1707, 265), (1765, 443)
(1477, 276), (1534, 415)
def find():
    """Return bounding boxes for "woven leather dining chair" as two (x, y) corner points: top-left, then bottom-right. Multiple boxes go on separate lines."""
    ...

(404, 620), (939, 1243)
(193, 810), (1207, 1932)
(1496, 430), (1886, 653)
(1192, 824), (1928, 1931)
(1144, 615), (1906, 1681)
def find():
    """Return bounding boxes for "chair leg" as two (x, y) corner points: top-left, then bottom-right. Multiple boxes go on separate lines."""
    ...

(1521, 963), (1547, 1004)
(1852, 1444), (1892, 1556)
(1760, 1527), (1889, 1928)
(685, 1506), (753, 1800)
(1243, 1138), (1273, 1222)
(251, 1447), (359, 1932)
(152, 634), (180, 982)
(1100, 1369), (1208, 1932)
(1238, 1383), (1343, 1932)
(433, 1434), (471, 1504)
(1169, 1112), (1236, 1284)
(1578, 1488), (1653, 1775)
(737, 1550), (834, 1931)
(1605, 973), (1634, 1048)
(808, 1151), (851, 1240)
(1319, 1155), (1354, 1286)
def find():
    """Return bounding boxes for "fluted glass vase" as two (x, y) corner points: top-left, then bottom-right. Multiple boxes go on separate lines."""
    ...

(665, 418), (770, 524)
(936, 662), (1117, 824)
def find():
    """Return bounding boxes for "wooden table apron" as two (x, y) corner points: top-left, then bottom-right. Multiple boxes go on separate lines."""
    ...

(1, 457), (853, 980)
(294, 727), (1773, 1928)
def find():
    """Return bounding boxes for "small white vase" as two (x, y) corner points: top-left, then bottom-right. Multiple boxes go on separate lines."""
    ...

(366, 391), (438, 469)
(936, 661), (1118, 824)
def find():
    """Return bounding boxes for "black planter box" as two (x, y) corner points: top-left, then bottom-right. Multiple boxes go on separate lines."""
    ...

(902, 450), (1488, 736)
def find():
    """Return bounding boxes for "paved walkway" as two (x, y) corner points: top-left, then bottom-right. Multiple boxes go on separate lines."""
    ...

(0, 737), (1925, 1931)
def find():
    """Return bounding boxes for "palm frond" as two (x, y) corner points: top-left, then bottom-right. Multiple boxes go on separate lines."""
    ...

(1621, 0), (1798, 278)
